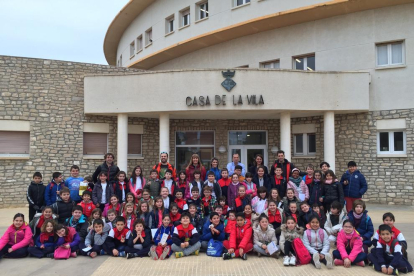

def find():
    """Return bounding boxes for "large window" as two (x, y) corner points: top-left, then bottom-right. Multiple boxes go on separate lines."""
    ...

(294, 55), (315, 71)
(294, 134), (316, 156)
(0, 131), (30, 155)
(83, 133), (107, 155)
(197, 1), (209, 21)
(376, 41), (404, 67)
(175, 131), (215, 171)
(377, 131), (406, 154)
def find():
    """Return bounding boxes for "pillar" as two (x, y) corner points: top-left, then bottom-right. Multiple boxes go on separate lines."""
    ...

(280, 112), (291, 161)
(159, 113), (170, 155)
(324, 111), (335, 172)
(117, 114), (128, 172)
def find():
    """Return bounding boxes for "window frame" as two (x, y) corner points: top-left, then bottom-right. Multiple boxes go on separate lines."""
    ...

(260, 59), (280, 69)
(293, 54), (315, 71)
(377, 130), (406, 155)
(293, 133), (316, 157)
(83, 132), (109, 157)
(127, 133), (143, 157)
(129, 40), (135, 58)
(376, 41), (405, 67)
(197, 1), (209, 21)
(0, 130), (30, 159)
(165, 15), (175, 35)
(180, 8), (191, 28)
(136, 35), (143, 53)
(145, 28), (153, 46)
(234, 0), (251, 7)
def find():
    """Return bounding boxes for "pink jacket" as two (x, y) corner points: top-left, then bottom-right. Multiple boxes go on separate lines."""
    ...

(0, 223), (33, 251)
(129, 177), (146, 199)
(242, 181), (257, 197)
(287, 179), (309, 200)
(336, 229), (364, 262)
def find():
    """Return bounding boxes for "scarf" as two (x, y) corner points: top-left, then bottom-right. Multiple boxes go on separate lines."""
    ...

(64, 228), (74, 243)
(39, 232), (54, 244)
(304, 175), (313, 185)
(291, 213), (298, 223)
(324, 179), (333, 185)
(113, 227), (130, 241)
(289, 177), (302, 188)
(379, 236), (398, 253)
(235, 195), (245, 208)
(274, 175), (283, 185)
(170, 212), (181, 222)
(268, 209), (281, 223)
(202, 196), (212, 208)
(110, 203), (121, 214)
(118, 182), (127, 190)
(175, 198), (187, 210)
(218, 178), (231, 187)
(37, 215), (46, 229)
(353, 211), (363, 219)
(178, 180), (187, 189)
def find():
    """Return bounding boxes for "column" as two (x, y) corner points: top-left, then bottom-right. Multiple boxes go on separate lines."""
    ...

(117, 114), (128, 172)
(159, 113), (170, 155)
(280, 112), (291, 161)
(324, 111), (335, 172)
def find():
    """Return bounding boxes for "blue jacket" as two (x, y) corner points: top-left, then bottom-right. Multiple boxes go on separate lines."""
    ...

(340, 170), (367, 199)
(44, 179), (67, 206)
(65, 177), (84, 202)
(206, 167), (222, 181)
(200, 221), (225, 242)
(347, 210), (373, 245)
(153, 224), (174, 245)
(35, 234), (56, 248)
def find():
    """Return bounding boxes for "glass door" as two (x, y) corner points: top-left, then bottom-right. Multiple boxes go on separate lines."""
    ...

(228, 131), (267, 170)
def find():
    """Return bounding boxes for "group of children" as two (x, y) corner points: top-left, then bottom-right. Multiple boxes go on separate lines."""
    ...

(0, 160), (410, 275)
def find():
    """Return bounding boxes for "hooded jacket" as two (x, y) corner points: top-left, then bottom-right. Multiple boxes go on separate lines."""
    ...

(253, 174), (273, 194)
(172, 223), (200, 246)
(324, 209), (348, 235)
(279, 224), (304, 254)
(65, 214), (89, 241)
(29, 213), (57, 237)
(44, 179), (66, 206)
(340, 170), (368, 199)
(323, 181), (344, 206)
(85, 223), (111, 247)
(336, 229), (364, 262)
(200, 221), (225, 242)
(229, 220), (252, 250)
(302, 227), (330, 255)
(27, 181), (46, 209)
(153, 224), (174, 245)
(253, 224), (276, 248)
(347, 210), (374, 245)
(0, 223), (33, 251)
(51, 198), (75, 224)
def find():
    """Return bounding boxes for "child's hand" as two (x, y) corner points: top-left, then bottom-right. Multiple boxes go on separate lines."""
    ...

(8, 248), (13, 253)
(319, 254), (325, 260)
(228, 248), (234, 254)
(239, 248), (244, 256)
(64, 244), (70, 249)
(387, 267), (393, 275)
(40, 244), (45, 249)
(56, 191), (60, 195)
(261, 244), (267, 250)
(344, 258), (351, 268)
(121, 235), (126, 243)
(180, 243), (186, 248)
(96, 203), (100, 207)
(319, 197), (323, 202)
(158, 242), (162, 247)
(88, 245), (92, 248)
(113, 249), (119, 256)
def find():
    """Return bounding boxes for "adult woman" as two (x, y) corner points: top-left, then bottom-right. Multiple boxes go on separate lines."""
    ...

(248, 154), (269, 177)
(185, 153), (206, 182)
(206, 157), (221, 181)
(0, 213), (33, 259)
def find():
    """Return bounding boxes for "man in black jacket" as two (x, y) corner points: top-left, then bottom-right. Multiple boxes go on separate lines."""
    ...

(92, 153), (120, 184)
(270, 150), (296, 179)
(27, 172), (46, 221)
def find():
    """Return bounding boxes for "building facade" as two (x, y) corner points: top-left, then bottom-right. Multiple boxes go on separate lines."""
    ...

(1, 0), (414, 206)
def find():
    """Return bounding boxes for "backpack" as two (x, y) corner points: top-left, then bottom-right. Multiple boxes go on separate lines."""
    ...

(292, 238), (311, 264)
(206, 239), (224, 257)
(306, 228), (324, 244)
(391, 239), (408, 260)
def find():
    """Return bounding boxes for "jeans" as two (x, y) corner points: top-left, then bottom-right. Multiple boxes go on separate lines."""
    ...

(171, 242), (201, 256)
(253, 244), (268, 255)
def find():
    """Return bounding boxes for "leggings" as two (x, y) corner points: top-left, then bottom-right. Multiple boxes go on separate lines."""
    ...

(284, 240), (296, 256)
(0, 245), (29, 258)
(27, 246), (54, 258)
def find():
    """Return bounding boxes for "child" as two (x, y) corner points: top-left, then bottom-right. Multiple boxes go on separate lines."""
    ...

(218, 168), (231, 204)
(160, 187), (171, 210)
(200, 212), (225, 251)
(105, 209), (117, 230)
(271, 166), (287, 198)
(55, 224), (80, 257)
(82, 218), (111, 258)
(161, 169), (177, 197)
(203, 171), (222, 199)
(268, 188), (283, 209)
(264, 200), (283, 232)
(252, 186), (268, 214)
(84, 176), (95, 192)
(140, 189), (154, 210)
(169, 203), (181, 226)
(102, 195), (121, 217)
(368, 224), (413, 275)
(223, 212), (253, 260)
(340, 161), (368, 213)
(106, 216), (130, 257)
(253, 214), (278, 257)
(333, 220), (366, 267)
(88, 208), (103, 231)
(172, 212), (201, 258)
(282, 188), (298, 211)
(152, 197), (169, 229)
(29, 206), (55, 239)
(186, 187), (204, 218)
(177, 170), (188, 195)
(92, 172), (114, 211)
(113, 171), (130, 204)
(284, 202), (299, 225)
(27, 171), (45, 221)
(28, 219), (56, 258)
(185, 170), (202, 199)
(0, 213), (33, 259)
(122, 203), (137, 230)
(302, 164), (314, 186)
(137, 201), (153, 230)
(280, 216), (304, 266)
(224, 210), (236, 239)
(287, 168), (309, 202)
(78, 190), (96, 218)
(298, 201), (318, 228)
(65, 205), (89, 243)
(44, 172), (65, 206)
(214, 205), (226, 224)
(202, 186), (216, 217)
(312, 203), (326, 229)
(121, 192), (137, 214)
(347, 199), (374, 253)
(244, 204), (253, 223)
(188, 204), (202, 233)
(322, 170), (344, 211)
(302, 215), (333, 269)
(129, 166), (146, 200)
(228, 173), (241, 210)
(234, 165), (245, 183)
(65, 165), (84, 204)
(51, 187), (75, 224)
(253, 166), (272, 194)
(143, 169), (161, 199)
(234, 185), (250, 213)
(125, 219), (152, 259)
(150, 214), (174, 260)
(174, 190), (188, 213)
(242, 172), (257, 198)
(218, 196), (228, 216)
(308, 170), (324, 210)
(372, 212), (407, 249)
(324, 201), (348, 244)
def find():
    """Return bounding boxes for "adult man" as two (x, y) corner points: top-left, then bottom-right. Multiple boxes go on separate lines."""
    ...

(270, 150), (296, 179)
(226, 153), (246, 176)
(153, 152), (177, 180)
(92, 153), (120, 184)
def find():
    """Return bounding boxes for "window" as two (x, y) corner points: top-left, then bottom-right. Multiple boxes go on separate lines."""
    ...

(237, 65), (249, 68)
(294, 55), (315, 71)
(83, 133), (108, 155)
(165, 15), (175, 34)
(128, 134), (142, 155)
(377, 131), (406, 154)
(136, 35), (143, 52)
(180, 8), (190, 27)
(235, 0), (250, 6)
(294, 134), (316, 156)
(197, 1), (209, 20)
(130, 41), (135, 57)
(376, 41), (404, 67)
(0, 131), (30, 155)
(145, 28), (152, 46)
(175, 131), (215, 171)
(261, 60), (280, 69)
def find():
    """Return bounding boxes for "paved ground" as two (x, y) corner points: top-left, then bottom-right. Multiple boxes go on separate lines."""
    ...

(0, 205), (413, 276)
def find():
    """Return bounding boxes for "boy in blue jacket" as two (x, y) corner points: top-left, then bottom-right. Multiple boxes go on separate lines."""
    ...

(340, 161), (367, 213)
(200, 212), (225, 251)
(44, 172), (66, 206)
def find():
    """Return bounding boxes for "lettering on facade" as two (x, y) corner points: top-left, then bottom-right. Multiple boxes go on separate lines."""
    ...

(186, 95), (264, 106)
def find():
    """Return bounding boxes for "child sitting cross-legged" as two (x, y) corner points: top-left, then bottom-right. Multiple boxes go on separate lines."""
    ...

(279, 216), (304, 266)
(200, 212), (225, 252)
(28, 219), (57, 258)
(125, 219), (152, 259)
(223, 212), (253, 261)
(253, 214), (278, 258)
(82, 219), (111, 258)
(333, 220), (366, 267)
(55, 224), (80, 258)
(372, 212), (407, 250)
(149, 214), (174, 260)
(347, 199), (373, 254)
(172, 212), (201, 258)
(105, 216), (130, 257)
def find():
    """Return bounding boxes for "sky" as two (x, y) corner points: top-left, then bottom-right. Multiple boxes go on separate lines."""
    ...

(0, 0), (129, 65)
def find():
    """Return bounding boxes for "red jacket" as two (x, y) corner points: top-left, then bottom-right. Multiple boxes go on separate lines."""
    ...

(229, 220), (252, 250)
(78, 201), (96, 217)
(225, 219), (236, 234)
(186, 164), (206, 182)
(218, 178), (231, 188)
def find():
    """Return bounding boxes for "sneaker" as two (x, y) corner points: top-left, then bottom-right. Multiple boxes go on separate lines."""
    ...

(126, 253), (133, 259)
(90, 252), (97, 258)
(70, 252), (77, 258)
(118, 251), (126, 257)
(194, 250), (199, 256)
(289, 255), (296, 266)
(257, 252), (261, 257)
(222, 253), (232, 260)
(325, 254), (333, 269)
(334, 259), (344, 266)
(160, 246), (170, 260)
(313, 253), (321, 269)
(395, 268), (399, 276)
(241, 253), (247, 261)
(283, 256), (290, 266)
(175, 252), (184, 259)
(150, 246), (159, 260)
(355, 261), (365, 267)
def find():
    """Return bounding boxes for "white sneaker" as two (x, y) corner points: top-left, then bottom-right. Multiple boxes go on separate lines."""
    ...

(325, 254), (333, 269)
(283, 256), (290, 266)
(313, 252), (321, 269)
(289, 255), (296, 266)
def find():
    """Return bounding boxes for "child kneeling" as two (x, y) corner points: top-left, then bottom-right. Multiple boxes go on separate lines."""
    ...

(125, 219), (152, 259)
(223, 212), (253, 260)
(172, 212), (201, 258)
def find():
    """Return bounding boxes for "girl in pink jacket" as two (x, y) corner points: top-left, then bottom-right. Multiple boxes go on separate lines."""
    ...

(333, 220), (367, 267)
(0, 213), (33, 259)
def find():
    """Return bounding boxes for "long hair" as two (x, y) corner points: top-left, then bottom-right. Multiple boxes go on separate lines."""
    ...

(131, 166), (144, 184)
(186, 153), (204, 171)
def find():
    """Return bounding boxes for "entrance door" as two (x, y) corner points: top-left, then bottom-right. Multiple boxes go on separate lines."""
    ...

(228, 131), (267, 171)
(229, 145), (267, 169)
